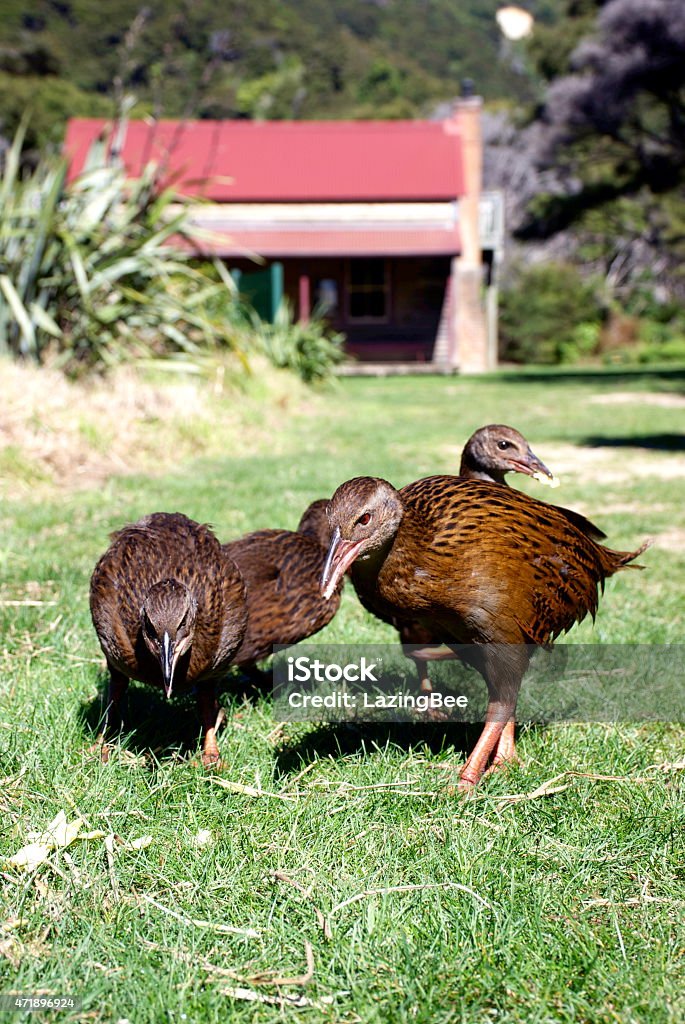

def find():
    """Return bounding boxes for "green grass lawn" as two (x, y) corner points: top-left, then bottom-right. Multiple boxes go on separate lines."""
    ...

(1, 364), (684, 1023)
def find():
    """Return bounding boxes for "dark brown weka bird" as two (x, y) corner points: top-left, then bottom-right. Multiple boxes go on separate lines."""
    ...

(90, 512), (247, 766)
(224, 500), (341, 669)
(321, 475), (646, 788)
(403, 424), (606, 699)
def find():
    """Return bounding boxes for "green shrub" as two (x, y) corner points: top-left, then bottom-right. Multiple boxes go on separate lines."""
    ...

(499, 262), (604, 365)
(248, 301), (346, 383)
(0, 119), (348, 384)
(0, 118), (250, 373)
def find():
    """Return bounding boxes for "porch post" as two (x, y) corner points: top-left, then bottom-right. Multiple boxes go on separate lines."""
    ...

(298, 274), (311, 324)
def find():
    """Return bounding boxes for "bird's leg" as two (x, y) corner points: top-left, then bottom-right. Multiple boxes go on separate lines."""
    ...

(90, 670), (129, 763)
(408, 646), (458, 719)
(417, 658), (432, 694)
(491, 718), (519, 767)
(197, 683), (222, 768)
(458, 647), (527, 788)
(458, 717), (506, 790)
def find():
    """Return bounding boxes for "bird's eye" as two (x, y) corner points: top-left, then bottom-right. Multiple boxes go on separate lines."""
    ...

(497, 440), (511, 450)
(356, 512), (371, 526)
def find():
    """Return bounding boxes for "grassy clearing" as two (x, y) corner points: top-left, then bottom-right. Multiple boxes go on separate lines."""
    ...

(1, 361), (684, 1023)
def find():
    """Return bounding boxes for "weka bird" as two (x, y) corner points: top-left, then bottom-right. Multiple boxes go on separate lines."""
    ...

(224, 499), (341, 669)
(458, 424), (606, 539)
(458, 423), (556, 486)
(321, 475), (646, 788)
(90, 512), (247, 766)
(404, 424), (606, 702)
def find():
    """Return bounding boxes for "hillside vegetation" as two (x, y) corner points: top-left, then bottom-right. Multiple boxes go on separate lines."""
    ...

(0, 0), (562, 148)
(1, 0), (683, 366)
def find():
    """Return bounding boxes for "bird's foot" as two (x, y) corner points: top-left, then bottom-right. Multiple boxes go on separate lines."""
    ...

(199, 727), (223, 769)
(489, 721), (519, 770)
(454, 768), (481, 792)
(200, 750), (223, 770)
(87, 735), (112, 763)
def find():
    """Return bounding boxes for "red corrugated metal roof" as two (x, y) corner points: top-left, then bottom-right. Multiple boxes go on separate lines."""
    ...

(64, 117), (465, 202)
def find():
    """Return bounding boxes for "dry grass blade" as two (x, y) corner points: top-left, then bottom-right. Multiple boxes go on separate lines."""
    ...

(250, 940), (315, 987)
(218, 984), (338, 1010)
(209, 778), (295, 802)
(137, 893), (259, 938)
(566, 770), (650, 783)
(305, 779), (436, 797)
(142, 937), (315, 987)
(645, 757), (685, 773)
(272, 871), (332, 940)
(583, 895), (685, 909)
(495, 774), (572, 804)
(329, 881), (494, 919)
(104, 834), (120, 902)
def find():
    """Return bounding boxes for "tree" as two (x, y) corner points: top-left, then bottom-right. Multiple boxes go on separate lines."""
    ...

(512, 0), (685, 303)
(536, 0), (685, 190)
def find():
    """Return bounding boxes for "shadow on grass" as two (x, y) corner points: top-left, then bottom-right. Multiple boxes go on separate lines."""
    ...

(582, 433), (685, 451)
(78, 668), (272, 761)
(271, 661), (531, 778)
(273, 719), (488, 778)
(80, 662), (534, 776)
(496, 366), (685, 388)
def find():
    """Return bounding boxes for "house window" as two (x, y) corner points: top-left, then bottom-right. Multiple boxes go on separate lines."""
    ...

(346, 259), (389, 322)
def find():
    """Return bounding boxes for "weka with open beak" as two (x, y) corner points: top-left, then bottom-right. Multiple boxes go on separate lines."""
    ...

(459, 424), (557, 486)
(90, 512), (247, 766)
(321, 475), (646, 789)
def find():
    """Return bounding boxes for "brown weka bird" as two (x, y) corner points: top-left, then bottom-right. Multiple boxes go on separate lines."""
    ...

(320, 475), (646, 789)
(224, 500), (341, 670)
(458, 423), (557, 486)
(404, 424), (607, 706)
(90, 512), (247, 766)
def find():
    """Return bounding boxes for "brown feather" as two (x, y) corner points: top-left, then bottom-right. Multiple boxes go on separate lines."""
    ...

(90, 512), (247, 692)
(224, 500), (341, 667)
(325, 474), (647, 785)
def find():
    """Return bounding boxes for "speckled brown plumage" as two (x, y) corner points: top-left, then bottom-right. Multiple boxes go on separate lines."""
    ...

(321, 475), (647, 787)
(224, 500), (341, 668)
(458, 423), (606, 538)
(90, 512), (247, 765)
(401, 425), (606, 668)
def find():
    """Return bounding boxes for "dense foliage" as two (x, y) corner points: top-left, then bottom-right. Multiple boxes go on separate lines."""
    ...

(520, 0), (685, 304)
(0, 0), (563, 151)
(489, 0), (685, 362)
(0, 122), (343, 380)
(0, 120), (247, 372)
(247, 301), (345, 383)
(498, 262), (603, 365)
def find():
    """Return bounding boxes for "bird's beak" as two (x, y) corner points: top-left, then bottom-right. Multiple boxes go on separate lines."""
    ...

(320, 527), (360, 600)
(512, 447), (559, 487)
(161, 631), (176, 699)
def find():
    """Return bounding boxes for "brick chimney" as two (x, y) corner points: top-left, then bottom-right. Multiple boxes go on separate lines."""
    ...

(450, 94), (491, 373)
